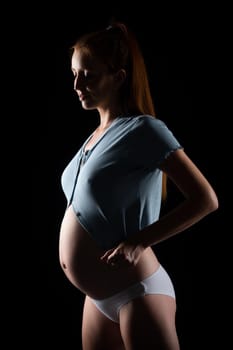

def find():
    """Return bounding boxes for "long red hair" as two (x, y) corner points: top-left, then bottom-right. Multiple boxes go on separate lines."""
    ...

(72, 21), (167, 200)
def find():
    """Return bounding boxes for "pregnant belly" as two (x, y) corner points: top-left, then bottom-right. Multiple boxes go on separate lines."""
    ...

(59, 205), (159, 299)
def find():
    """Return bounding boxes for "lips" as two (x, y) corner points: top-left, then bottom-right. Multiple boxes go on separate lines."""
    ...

(78, 94), (90, 101)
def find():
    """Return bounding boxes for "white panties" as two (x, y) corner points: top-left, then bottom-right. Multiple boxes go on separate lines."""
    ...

(91, 264), (176, 323)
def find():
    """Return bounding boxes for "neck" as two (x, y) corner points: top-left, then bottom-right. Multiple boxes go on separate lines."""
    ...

(98, 109), (125, 130)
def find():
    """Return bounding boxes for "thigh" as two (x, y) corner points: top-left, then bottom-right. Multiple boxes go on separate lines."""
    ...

(119, 294), (180, 350)
(82, 296), (125, 350)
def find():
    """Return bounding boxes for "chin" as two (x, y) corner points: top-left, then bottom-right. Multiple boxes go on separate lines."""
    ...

(81, 102), (97, 110)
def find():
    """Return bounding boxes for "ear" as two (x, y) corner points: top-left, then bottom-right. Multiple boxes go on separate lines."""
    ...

(114, 69), (126, 88)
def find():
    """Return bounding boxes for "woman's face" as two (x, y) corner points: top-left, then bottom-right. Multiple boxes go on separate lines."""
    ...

(71, 48), (118, 111)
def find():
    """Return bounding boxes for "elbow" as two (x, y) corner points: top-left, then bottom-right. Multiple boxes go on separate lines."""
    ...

(208, 192), (219, 212)
(203, 188), (219, 214)
(190, 187), (219, 216)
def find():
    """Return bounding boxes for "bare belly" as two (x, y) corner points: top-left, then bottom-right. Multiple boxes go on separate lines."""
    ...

(59, 205), (159, 299)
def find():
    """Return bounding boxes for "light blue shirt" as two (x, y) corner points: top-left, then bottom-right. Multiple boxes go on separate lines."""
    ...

(61, 115), (182, 250)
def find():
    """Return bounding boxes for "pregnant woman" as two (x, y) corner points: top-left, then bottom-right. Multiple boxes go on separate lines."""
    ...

(59, 21), (218, 350)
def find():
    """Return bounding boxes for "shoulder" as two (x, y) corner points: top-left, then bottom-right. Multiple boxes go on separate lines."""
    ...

(131, 115), (171, 135)
(115, 114), (174, 140)
(131, 114), (167, 127)
(129, 115), (182, 150)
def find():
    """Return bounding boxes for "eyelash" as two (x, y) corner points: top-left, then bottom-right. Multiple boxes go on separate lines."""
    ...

(72, 71), (93, 79)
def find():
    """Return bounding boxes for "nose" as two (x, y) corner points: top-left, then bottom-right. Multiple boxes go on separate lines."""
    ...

(74, 74), (85, 91)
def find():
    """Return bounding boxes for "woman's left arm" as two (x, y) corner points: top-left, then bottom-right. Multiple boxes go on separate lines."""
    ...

(101, 149), (218, 266)
(137, 148), (219, 248)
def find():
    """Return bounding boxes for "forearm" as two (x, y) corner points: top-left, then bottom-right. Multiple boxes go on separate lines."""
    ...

(132, 198), (217, 249)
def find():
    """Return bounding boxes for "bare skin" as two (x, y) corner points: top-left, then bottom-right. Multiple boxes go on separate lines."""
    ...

(58, 47), (218, 349)
(59, 205), (159, 300)
(59, 208), (180, 350)
(82, 294), (180, 350)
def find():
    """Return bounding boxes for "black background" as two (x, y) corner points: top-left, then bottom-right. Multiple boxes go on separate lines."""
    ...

(21, 2), (227, 349)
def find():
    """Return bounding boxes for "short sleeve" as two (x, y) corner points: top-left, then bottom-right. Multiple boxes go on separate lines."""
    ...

(133, 116), (183, 168)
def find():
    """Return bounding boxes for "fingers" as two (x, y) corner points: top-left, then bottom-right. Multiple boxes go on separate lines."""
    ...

(102, 253), (132, 269)
(100, 242), (142, 268)
(100, 248), (115, 262)
(101, 250), (118, 264)
(107, 253), (121, 265)
(100, 248), (124, 267)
